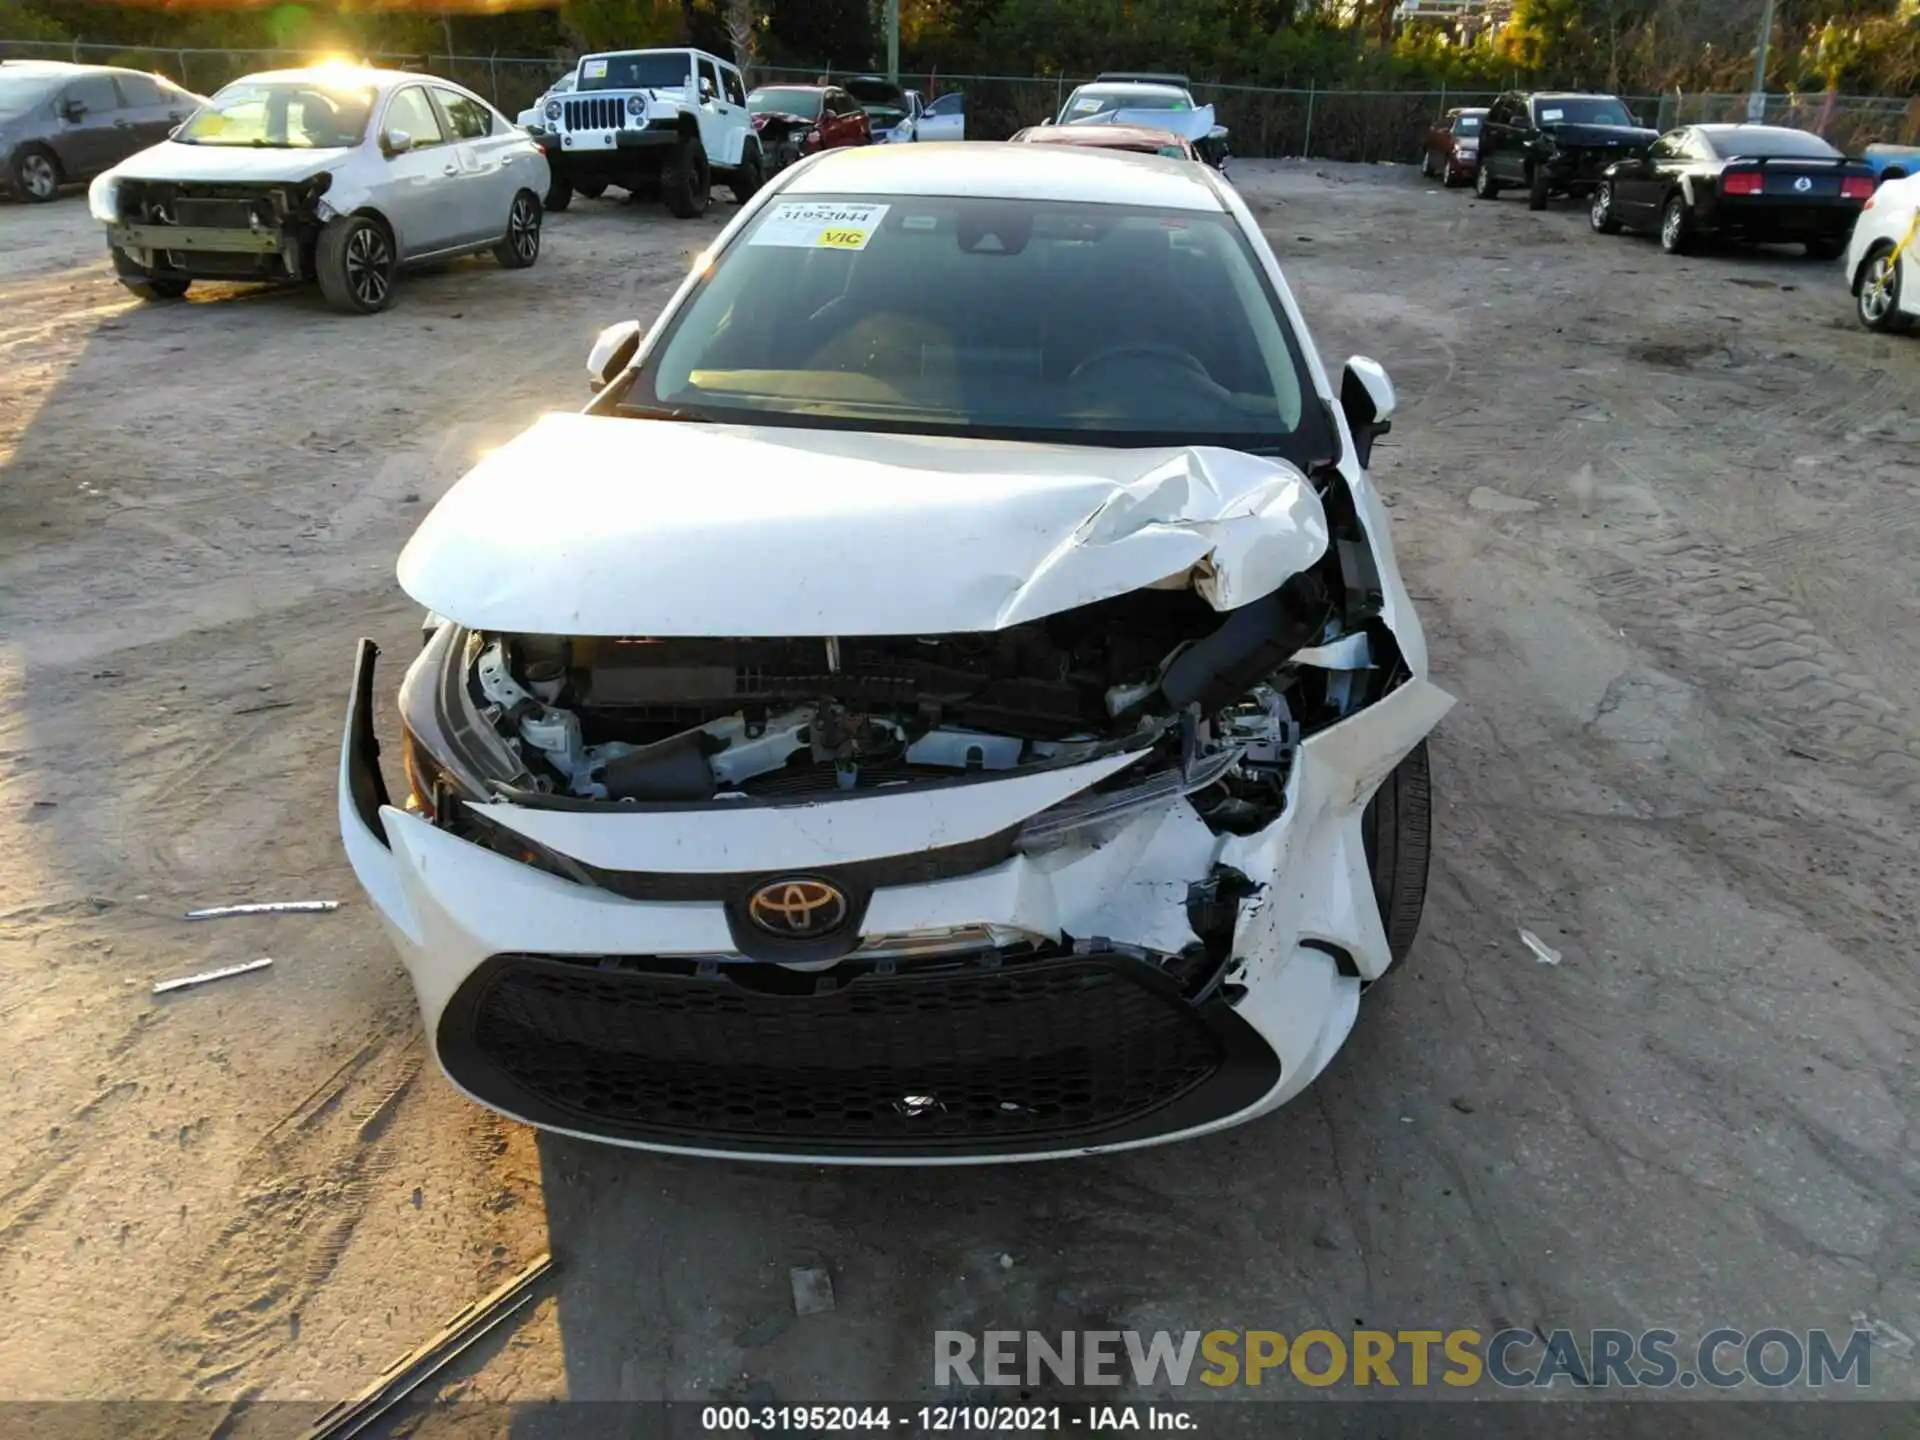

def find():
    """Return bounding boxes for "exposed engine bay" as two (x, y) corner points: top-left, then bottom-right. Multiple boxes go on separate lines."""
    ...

(421, 574), (1397, 838)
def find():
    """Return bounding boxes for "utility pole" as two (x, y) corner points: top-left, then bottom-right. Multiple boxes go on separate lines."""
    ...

(886, 0), (900, 84)
(1747, 0), (1774, 122)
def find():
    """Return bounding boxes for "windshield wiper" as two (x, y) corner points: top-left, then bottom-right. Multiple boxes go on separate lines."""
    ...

(617, 402), (713, 422)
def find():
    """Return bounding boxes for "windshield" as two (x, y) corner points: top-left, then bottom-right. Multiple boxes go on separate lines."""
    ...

(1706, 127), (1838, 160)
(750, 88), (823, 119)
(1534, 97), (1634, 127)
(1063, 87), (1188, 121)
(578, 52), (689, 92)
(1453, 114), (1483, 136)
(176, 80), (373, 148)
(0, 72), (59, 117)
(627, 194), (1333, 464)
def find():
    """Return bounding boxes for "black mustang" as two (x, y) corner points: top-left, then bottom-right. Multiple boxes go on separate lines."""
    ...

(1589, 123), (1876, 258)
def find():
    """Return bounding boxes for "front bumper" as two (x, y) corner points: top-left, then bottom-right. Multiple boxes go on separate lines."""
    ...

(339, 640), (1452, 1163)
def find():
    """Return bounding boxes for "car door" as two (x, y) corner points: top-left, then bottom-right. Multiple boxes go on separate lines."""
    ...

(1504, 99), (1540, 182)
(829, 91), (864, 148)
(918, 91), (965, 142)
(372, 84), (463, 257)
(694, 55), (731, 163)
(108, 72), (179, 150)
(49, 73), (125, 179)
(1480, 96), (1513, 179)
(1616, 132), (1681, 219)
(431, 85), (517, 243)
(719, 63), (751, 161)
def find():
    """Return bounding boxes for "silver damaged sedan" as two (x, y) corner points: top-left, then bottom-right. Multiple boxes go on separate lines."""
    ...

(88, 65), (549, 312)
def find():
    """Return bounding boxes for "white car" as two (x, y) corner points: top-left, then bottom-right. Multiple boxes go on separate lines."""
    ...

(339, 143), (1452, 1165)
(1848, 171), (1919, 333)
(841, 75), (966, 143)
(1052, 73), (1229, 172)
(89, 65), (548, 313)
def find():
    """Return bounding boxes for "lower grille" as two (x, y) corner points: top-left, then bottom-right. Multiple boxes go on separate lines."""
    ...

(437, 949), (1280, 1156)
(564, 95), (625, 131)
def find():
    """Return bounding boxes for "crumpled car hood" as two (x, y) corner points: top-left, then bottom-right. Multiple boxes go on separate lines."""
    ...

(107, 140), (347, 185)
(1072, 105), (1217, 144)
(397, 415), (1329, 636)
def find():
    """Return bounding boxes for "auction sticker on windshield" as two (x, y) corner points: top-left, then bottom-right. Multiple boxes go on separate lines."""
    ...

(749, 202), (891, 250)
(581, 58), (608, 79)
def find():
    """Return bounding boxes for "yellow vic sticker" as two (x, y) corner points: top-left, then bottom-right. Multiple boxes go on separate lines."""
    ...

(819, 227), (868, 248)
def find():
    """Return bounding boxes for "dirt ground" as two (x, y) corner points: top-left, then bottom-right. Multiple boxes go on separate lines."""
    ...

(1, 162), (1916, 1421)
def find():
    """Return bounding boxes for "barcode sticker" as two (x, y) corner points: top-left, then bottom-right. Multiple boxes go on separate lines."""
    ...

(749, 201), (890, 250)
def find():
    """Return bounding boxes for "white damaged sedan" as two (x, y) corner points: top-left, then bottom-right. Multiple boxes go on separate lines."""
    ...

(340, 143), (1453, 1163)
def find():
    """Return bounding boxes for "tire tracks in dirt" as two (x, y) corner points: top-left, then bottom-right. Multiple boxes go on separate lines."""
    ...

(136, 1014), (425, 1396)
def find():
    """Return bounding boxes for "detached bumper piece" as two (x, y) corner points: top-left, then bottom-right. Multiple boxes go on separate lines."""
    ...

(437, 947), (1281, 1158)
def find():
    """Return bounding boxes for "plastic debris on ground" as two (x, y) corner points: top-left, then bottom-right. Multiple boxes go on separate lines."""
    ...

(1519, 929), (1563, 965)
(185, 900), (339, 920)
(153, 958), (274, 995)
(790, 1266), (835, 1316)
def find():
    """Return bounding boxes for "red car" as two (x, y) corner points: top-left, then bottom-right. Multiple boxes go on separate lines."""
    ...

(746, 84), (870, 173)
(1009, 123), (1199, 160)
(1421, 107), (1486, 187)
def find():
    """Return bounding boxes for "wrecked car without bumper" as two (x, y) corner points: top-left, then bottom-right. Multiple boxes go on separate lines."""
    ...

(339, 420), (1452, 1163)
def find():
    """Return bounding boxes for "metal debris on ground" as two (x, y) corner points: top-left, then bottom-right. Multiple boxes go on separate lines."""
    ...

(1519, 929), (1563, 966)
(152, 957), (274, 995)
(305, 1252), (556, 1440)
(790, 1266), (835, 1316)
(184, 900), (340, 920)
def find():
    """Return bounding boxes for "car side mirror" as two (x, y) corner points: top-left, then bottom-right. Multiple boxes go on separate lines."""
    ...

(61, 98), (86, 121)
(588, 320), (642, 392)
(383, 128), (414, 157)
(1341, 357), (1395, 468)
(168, 122), (184, 140)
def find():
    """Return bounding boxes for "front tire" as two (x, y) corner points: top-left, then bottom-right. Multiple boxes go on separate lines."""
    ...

(1855, 243), (1909, 333)
(315, 214), (396, 315)
(1362, 739), (1434, 965)
(10, 144), (61, 202)
(1659, 194), (1692, 255)
(727, 143), (763, 204)
(493, 189), (542, 269)
(543, 175), (573, 212)
(1474, 163), (1500, 199)
(1589, 180), (1621, 234)
(1421, 149), (1435, 179)
(1527, 164), (1549, 210)
(661, 135), (710, 219)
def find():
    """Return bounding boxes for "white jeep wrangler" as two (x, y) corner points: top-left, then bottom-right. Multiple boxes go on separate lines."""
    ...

(536, 48), (762, 218)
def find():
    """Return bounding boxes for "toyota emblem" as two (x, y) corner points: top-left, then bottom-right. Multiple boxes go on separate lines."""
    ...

(746, 878), (850, 938)
(1793, 176), (1812, 192)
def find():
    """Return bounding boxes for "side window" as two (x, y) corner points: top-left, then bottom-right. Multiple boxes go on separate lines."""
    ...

(383, 86), (445, 148)
(722, 67), (746, 107)
(927, 92), (963, 116)
(434, 87), (494, 140)
(697, 57), (720, 101)
(1649, 131), (1686, 161)
(64, 75), (122, 115)
(116, 73), (168, 107)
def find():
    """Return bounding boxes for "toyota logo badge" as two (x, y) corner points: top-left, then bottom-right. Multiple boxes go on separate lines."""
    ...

(747, 878), (850, 938)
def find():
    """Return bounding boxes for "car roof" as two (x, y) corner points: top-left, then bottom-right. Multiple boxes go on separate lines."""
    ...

(1014, 124), (1194, 152)
(752, 83), (829, 92)
(1072, 81), (1187, 97)
(1527, 91), (1619, 100)
(783, 141), (1223, 210)
(232, 66), (438, 91)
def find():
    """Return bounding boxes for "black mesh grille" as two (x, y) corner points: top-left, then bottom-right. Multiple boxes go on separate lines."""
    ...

(564, 96), (625, 131)
(438, 950), (1280, 1156)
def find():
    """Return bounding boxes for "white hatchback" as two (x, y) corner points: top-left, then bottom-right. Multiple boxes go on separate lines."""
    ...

(1848, 171), (1920, 334)
(90, 65), (549, 313)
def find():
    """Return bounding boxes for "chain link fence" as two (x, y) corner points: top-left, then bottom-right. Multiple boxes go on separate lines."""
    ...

(7, 39), (1917, 162)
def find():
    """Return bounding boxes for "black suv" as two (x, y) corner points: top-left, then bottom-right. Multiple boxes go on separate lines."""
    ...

(1474, 91), (1658, 210)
